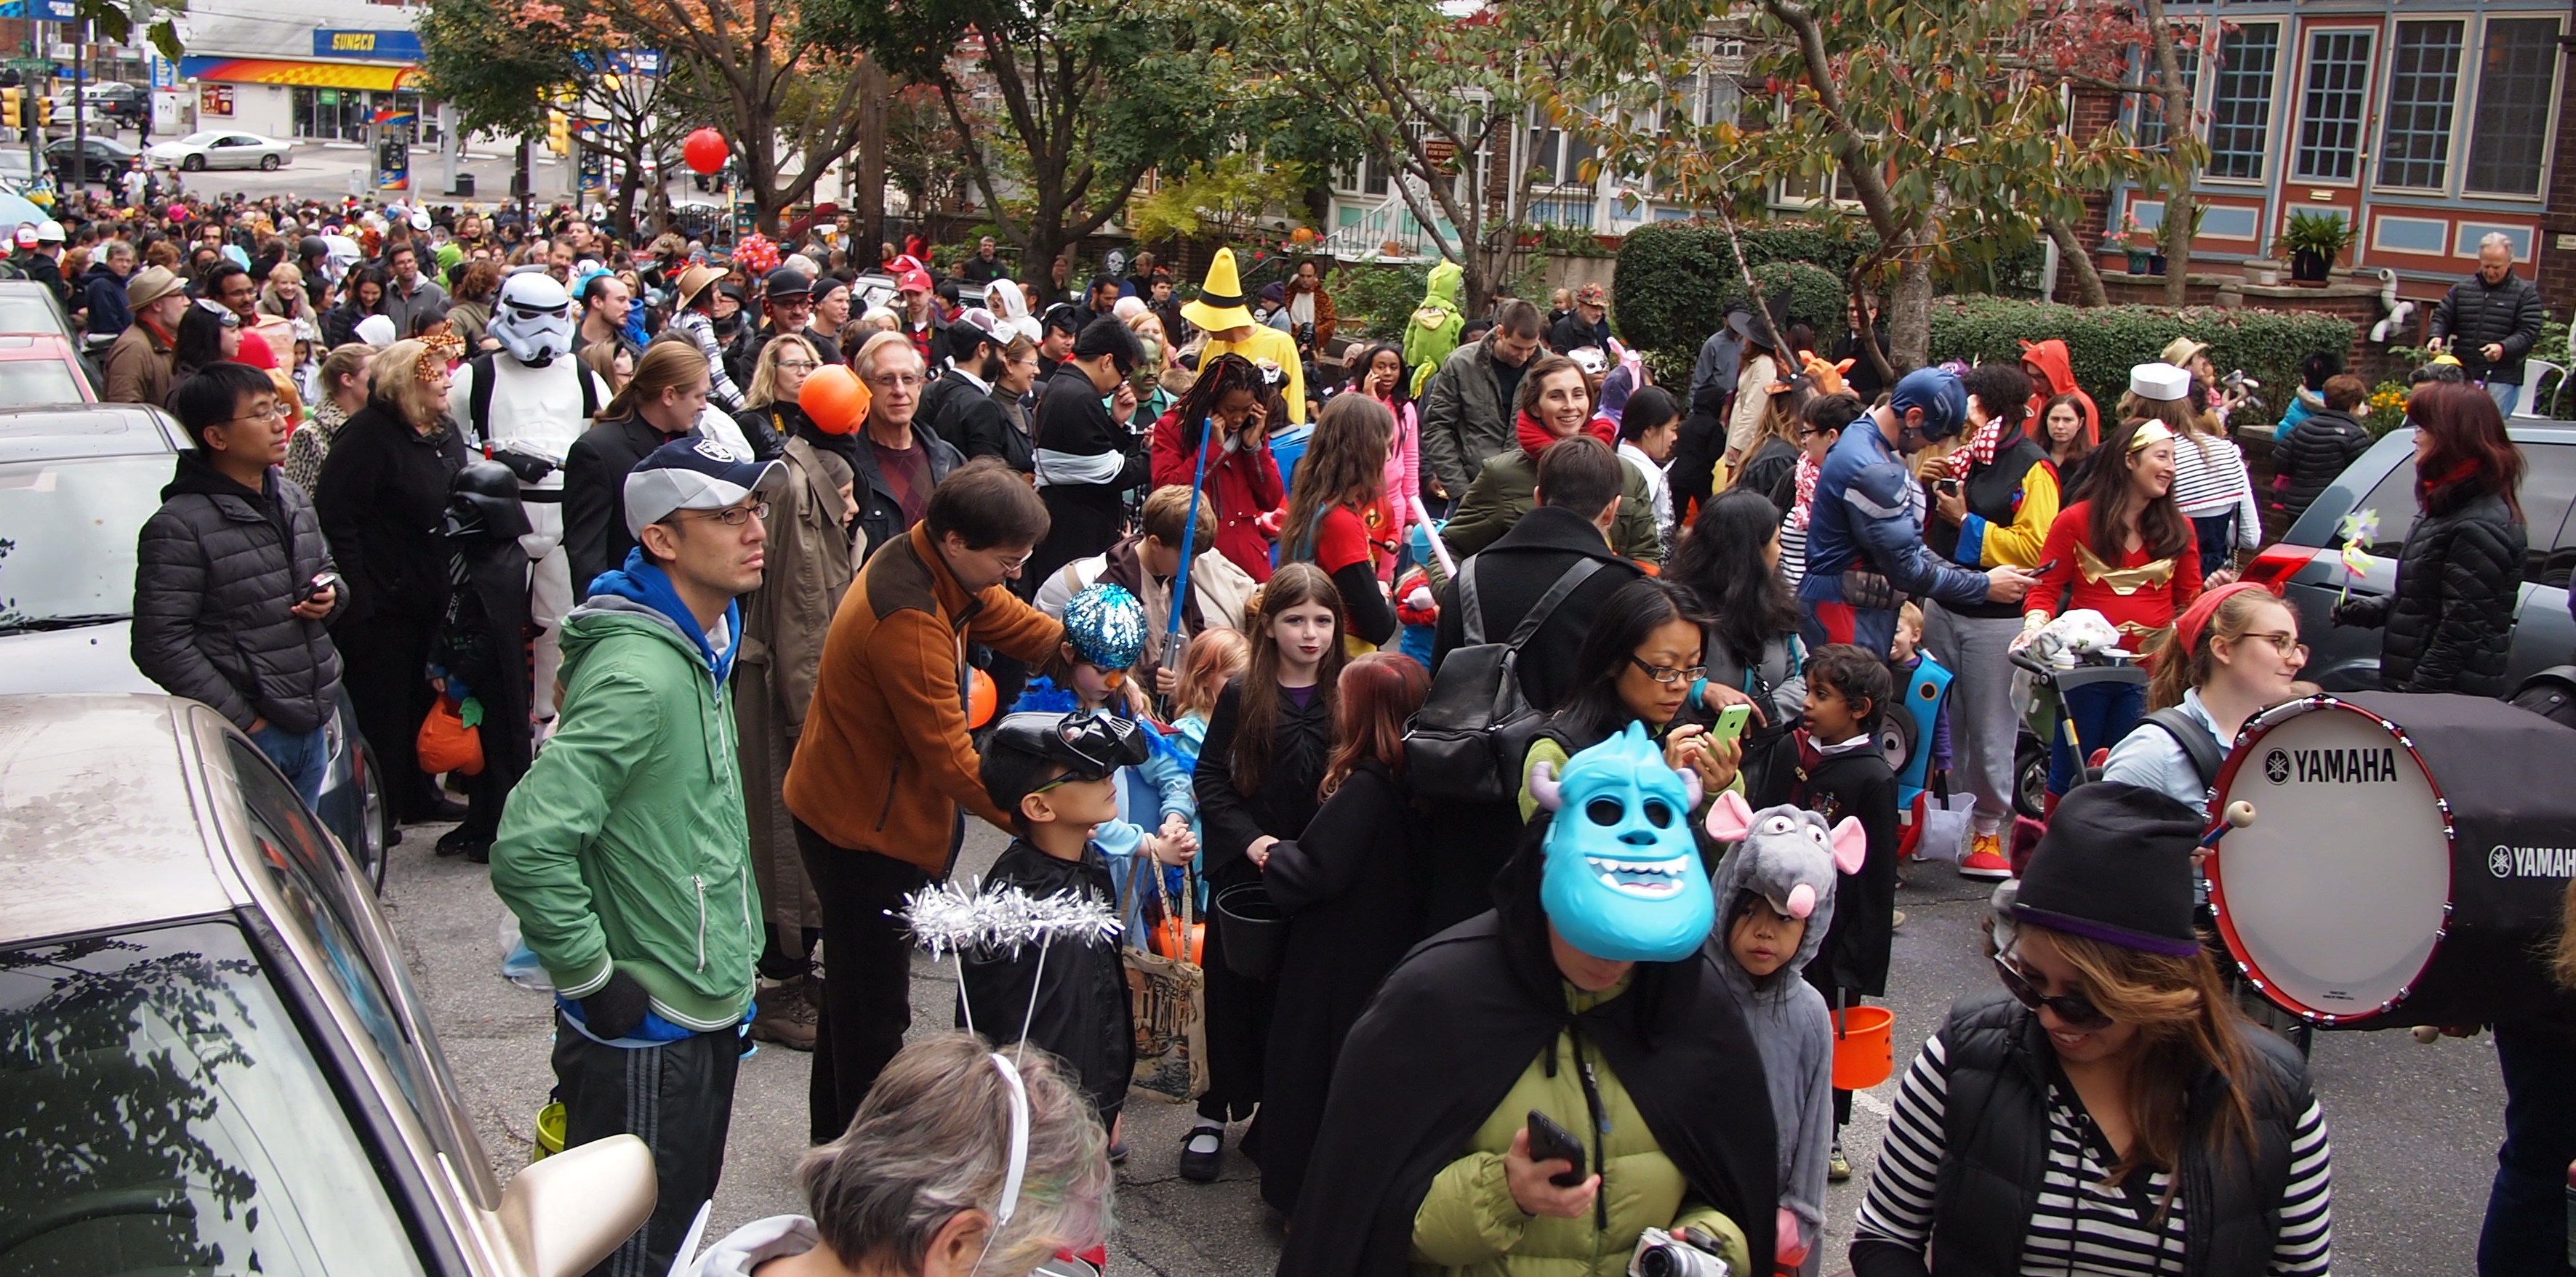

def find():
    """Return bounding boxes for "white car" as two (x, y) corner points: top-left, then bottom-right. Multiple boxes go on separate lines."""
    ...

(147, 129), (292, 172)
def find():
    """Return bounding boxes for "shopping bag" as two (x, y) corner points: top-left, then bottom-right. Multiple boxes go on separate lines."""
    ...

(1122, 864), (1207, 1102)
(1912, 792), (1975, 864)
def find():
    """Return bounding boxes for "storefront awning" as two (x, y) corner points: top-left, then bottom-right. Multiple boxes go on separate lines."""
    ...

(177, 57), (414, 91)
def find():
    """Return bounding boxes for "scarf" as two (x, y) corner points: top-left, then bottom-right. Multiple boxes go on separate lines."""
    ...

(1789, 452), (1821, 530)
(1513, 408), (1616, 462)
(1965, 413), (2010, 467)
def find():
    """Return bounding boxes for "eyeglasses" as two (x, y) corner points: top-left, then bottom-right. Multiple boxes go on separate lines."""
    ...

(865, 373), (925, 390)
(1991, 953), (2113, 1031)
(988, 547), (1032, 573)
(774, 360), (817, 373)
(1628, 656), (1708, 685)
(681, 501), (771, 528)
(2234, 631), (2308, 660)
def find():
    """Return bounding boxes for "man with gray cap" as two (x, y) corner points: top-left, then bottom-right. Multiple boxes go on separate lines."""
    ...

(103, 264), (188, 406)
(1799, 366), (2035, 653)
(491, 435), (787, 1277)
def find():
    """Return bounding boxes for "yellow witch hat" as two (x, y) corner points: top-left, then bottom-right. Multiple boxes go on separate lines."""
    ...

(1180, 247), (1254, 332)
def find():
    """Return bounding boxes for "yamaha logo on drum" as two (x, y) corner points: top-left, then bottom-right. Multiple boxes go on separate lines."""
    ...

(2489, 845), (2576, 879)
(2263, 745), (2400, 784)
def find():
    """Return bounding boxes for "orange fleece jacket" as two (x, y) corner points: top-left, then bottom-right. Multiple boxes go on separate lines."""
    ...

(784, 520), (1065, 869)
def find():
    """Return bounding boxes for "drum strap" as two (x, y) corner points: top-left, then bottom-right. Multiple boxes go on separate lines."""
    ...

(2140, 707), (2224, 794)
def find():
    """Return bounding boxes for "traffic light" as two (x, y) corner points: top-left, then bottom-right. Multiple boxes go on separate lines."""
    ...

(33, 95), (50, 127)
(2, 88), (20, 131)
(546, 109), (569, 156)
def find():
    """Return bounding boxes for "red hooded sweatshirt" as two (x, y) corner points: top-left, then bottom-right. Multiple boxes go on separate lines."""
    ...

(2018, 339), (2100, 446)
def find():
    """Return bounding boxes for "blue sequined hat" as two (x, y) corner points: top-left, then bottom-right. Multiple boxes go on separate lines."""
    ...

(1062, 583), (1146, 672)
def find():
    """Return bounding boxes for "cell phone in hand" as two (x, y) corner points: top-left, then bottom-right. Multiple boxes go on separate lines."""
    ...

(1526, 1109), (1588, 1188)
(302, 571), (340, 604)
(1713, 703), (1753, 744)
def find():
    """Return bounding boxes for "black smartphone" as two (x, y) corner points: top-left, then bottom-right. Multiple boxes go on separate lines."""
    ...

(1525, 1109), (1587, 1188)
(2028, 559), (2057, 577)
(302, 571), (340, 603)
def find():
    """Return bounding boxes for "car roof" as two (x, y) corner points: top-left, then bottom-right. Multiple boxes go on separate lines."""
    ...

(0, 695), (240, 945)
(2508, 422), (2576, 447)
(0, 402), (188, 460)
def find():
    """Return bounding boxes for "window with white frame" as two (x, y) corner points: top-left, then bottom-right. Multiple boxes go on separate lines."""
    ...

(2465, 17), (2561, 197)
(2205, 23), (2279, 180)
(1525, 105), (1597, 188)
(2292, 28), (2372, 181)
(2130, 45), (2200, 149)
(2378, 20), (2465, 190)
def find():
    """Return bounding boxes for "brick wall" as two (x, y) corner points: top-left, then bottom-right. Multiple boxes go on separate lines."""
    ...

(2067, 86), (2122, 250)
(2539, 58), (2576, 317)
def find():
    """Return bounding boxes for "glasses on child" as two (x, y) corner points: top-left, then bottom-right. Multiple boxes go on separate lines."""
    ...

(1628, 656), (1707, 685)
(1991, 953), (2112, 1031)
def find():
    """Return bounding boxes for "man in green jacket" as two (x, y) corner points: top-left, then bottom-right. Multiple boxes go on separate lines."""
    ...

(491, 437), (787, 1277)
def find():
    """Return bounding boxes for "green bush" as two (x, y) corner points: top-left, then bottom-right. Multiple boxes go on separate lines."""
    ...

(1331, 261), (1432, 343)
(1613, 220), (1879, 351)
(1751, 261), (1850, 337)
(1924, 297), (2356, 430)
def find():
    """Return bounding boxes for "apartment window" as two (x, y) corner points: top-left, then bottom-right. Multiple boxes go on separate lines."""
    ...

(2292, 29), (2372, 180)
(2206, 24), (2280, 180)
(2131, 45), (2200, 149)
(1701, 75), (1740, 129)
(2465, 18), (2561, 196)
(2378, 21), (2465, 190)
(1525, 107), (1595, 187)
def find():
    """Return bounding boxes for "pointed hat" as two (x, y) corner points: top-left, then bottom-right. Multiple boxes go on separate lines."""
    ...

(1181, 247), (1255, 332)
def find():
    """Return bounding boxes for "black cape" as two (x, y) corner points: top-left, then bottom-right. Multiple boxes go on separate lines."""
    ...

(1277, 831), (1777, 1276)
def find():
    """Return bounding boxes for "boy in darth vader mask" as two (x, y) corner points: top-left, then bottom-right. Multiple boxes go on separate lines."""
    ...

(431, 459), (536, 862)
(1280, 722), (1778, 1277)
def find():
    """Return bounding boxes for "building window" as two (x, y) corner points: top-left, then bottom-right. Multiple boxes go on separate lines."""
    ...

(2292, 29), (2372, 181)
(2378, 20), (2465, 190)
(2130, 45), (2199, 150)
(2465, 17), (2560, 197)
(2206, 24), (2279, 180)
(1524, 106), (1594, 188)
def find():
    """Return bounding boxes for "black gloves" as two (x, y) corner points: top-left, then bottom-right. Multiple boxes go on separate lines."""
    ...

(580, 970), (651, 1039)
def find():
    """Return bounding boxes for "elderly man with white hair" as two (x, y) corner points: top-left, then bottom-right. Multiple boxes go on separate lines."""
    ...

(2431, 232), (2546, 416)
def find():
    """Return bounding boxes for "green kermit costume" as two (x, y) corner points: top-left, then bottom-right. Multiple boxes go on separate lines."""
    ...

(1405, 260), (1466, 398)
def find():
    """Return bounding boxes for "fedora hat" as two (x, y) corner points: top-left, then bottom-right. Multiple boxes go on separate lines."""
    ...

(673, 262), (726, 312)
(1180, 248), (1254, 333)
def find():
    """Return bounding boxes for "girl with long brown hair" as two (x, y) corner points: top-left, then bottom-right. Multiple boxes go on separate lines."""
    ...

(1854, 783), (2333, 1276)
(2331, 380), (2527, 696)
(1256, 650), (1432, 1216)
(1186, 562), (1347, 1182)
(1280, 392), (1396, 647)
(1150, 352), (1287, 582)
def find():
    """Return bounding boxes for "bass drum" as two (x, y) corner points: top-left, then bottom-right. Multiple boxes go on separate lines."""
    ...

(2209, 692), (2576, 1029)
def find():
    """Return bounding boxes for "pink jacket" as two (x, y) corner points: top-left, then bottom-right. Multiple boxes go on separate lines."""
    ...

(1377, 397), (1419, 581)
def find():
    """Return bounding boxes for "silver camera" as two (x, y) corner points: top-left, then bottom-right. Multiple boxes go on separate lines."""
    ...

(1627, 1226), (1732, 1277)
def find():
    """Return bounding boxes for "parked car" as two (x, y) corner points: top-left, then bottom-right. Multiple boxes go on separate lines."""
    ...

(2244, 421), (2576, 691)
(0, 278), (76, 340)
(47, 134), (142, 183)
(0, 403), (388, 879)
(0, 331), (97, 403)
(148, 129), (291, 172)
(0, 693), (655, 1277)
(79, 78), (145, 122)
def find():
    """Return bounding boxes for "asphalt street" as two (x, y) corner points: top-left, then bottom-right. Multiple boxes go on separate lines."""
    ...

(36, 123), (706, 210)
(388, 813), (2508, 1276)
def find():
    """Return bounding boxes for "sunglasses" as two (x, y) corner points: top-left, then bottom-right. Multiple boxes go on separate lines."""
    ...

(1991, 952), (2113, 1031)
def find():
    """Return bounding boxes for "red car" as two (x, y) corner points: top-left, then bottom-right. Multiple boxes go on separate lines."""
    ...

(0, 331), (98, 404)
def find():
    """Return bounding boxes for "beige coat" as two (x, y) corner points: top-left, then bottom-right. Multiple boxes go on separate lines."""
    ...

(103, 319), (174, 407)
(734, 438), (859, 934)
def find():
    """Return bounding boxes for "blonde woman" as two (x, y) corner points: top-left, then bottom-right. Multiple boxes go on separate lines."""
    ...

(738, 331), (822, 462)
(313, 337), (470, 826)
(284, 342), (373, 494)
(563, 340), (718, 589)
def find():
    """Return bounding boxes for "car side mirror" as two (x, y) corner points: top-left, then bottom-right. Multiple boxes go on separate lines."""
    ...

(497, 1132), (657, 1277)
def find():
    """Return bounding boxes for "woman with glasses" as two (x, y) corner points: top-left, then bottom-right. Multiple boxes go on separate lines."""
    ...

(2100, 582), (2308, 811)
(1852, 782), (2333, 1277)
(2016, 415), (2206, 810)
(736, 333), (820, 464)
(1517, 577), (1739, 822)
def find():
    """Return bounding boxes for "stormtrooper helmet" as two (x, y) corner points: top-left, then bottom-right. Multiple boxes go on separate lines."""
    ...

(320, 234), (363, 285)
(491, 270), (577, 366)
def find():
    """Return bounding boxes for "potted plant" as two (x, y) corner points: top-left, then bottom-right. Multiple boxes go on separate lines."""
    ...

(2279, 209), (2355, 285)
(2119, 210), (2154, 274)
(2149, 201), (2204, 276)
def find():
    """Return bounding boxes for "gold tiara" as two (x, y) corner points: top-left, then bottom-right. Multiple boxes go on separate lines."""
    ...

(2128, 419), (2175, 452)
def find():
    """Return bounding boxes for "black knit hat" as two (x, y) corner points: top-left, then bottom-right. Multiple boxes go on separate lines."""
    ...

(2011, 782), (2205, 956)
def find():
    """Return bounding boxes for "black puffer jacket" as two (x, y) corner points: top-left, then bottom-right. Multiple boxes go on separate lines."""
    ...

(132, 454), (343, 732)
(2268, 406), (2373, 522)
(2430, 270), (2545, 386)
(2339, 481), (2525, 696)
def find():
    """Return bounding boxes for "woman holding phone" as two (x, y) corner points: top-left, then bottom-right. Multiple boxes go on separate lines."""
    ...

(1151, 353), (1286, 583)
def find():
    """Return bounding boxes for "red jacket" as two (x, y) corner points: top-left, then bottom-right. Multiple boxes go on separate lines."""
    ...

(2026, 500), (2204, 636)
(1151, 408), (1283, 584)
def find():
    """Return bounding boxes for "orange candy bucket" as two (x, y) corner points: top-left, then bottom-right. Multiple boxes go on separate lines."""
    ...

(1829, 1005), (1896, 1090)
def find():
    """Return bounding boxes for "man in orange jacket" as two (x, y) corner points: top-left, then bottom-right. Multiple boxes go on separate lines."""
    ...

(785, 458), (1065, 1141)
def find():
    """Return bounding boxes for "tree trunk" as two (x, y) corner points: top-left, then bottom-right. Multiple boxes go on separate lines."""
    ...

(2042, 213), (2109, 307)
(1886, 251), (1933, 373)
(2142, 0), (2196, 305)
(855, 56), (887, 248)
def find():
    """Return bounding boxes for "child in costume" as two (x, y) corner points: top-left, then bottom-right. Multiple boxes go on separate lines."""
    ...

(1704, 792), (1868, 1277)
(1403, 260), (1465, 400)
(1754, 642), (1898, 1183)
(1887, 602), (1954, 856)
(1009, 582), (1197, 939)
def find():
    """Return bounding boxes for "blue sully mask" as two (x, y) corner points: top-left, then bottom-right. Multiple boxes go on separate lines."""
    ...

(1530, 722), (1714, 963)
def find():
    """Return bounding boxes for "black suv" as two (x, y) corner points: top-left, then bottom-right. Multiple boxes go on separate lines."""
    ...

(81, 81), (145, 124)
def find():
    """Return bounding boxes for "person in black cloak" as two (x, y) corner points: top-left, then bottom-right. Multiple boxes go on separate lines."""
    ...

(1277, 722), (1777, 1277)
(430, 459), (534, 863)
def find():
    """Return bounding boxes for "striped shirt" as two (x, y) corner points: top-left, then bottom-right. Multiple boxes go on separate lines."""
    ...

(1853, 1034), (2333, 1276)
(2167, 433), (2260, 554)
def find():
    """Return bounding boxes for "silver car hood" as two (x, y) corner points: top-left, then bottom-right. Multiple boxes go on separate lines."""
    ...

(0, 621), (155, 694)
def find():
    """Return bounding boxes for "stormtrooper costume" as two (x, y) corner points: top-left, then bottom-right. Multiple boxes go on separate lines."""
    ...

(446, 271), (613, 724)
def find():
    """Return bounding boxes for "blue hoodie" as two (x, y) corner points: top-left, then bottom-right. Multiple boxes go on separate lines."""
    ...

(587, 546), (739, 688)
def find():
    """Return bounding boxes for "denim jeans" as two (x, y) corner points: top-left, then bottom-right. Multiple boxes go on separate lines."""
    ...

(2483, 378), (2524, 418)
(2047, 678), (2147, 795)
(249, 721), (330, 808)
(2479, 1017), (2576, 1275)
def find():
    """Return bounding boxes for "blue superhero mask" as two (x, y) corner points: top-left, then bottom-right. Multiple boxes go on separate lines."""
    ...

(1530, 722), (1714, 963)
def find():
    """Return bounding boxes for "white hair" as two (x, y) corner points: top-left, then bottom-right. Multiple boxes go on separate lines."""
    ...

(2479, 233), (2516, 257)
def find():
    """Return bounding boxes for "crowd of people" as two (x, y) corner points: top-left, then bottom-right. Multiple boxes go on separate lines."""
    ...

(107, 191), (2576, 1277)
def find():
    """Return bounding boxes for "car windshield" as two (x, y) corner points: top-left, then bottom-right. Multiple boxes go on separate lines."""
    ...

(0, 292), (65, 336)
(176, 132), (220, 146)
(0, 358), (87, 406)
(0, 920), (428, 1274)
(0, 454), (167, 628)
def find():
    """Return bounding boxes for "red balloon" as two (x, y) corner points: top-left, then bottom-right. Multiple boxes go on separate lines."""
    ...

(798, 363), (870, 435)
(683, 128), (729, 176)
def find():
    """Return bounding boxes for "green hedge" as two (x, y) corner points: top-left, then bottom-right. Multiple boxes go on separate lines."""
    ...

(1613, 221), (1879, 351)
(1925, 297), (2355, 430)
(1751, 262), (1850, 337)
(1332, 261), (1433, 343)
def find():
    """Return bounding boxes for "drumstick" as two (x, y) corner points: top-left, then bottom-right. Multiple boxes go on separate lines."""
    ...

(2198, 801), (2258, 851)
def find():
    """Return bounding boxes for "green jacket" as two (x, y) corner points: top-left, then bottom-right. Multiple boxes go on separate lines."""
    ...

(1411, 978), (1751, 1277)
(1443, 448), (1662, 568)
(491, 597), (760, 1031)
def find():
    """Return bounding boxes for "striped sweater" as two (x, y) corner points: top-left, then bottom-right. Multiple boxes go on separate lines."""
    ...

(2167, 432), (2260, 553)
(1853, 1034), (2333, 1276)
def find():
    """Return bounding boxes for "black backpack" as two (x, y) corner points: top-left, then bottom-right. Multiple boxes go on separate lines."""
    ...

(2130, 706), (2226, 794)
(1404, 556), (1602, 803)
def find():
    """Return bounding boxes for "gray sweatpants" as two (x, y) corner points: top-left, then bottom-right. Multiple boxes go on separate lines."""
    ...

(1922, 603), (2024, 831)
